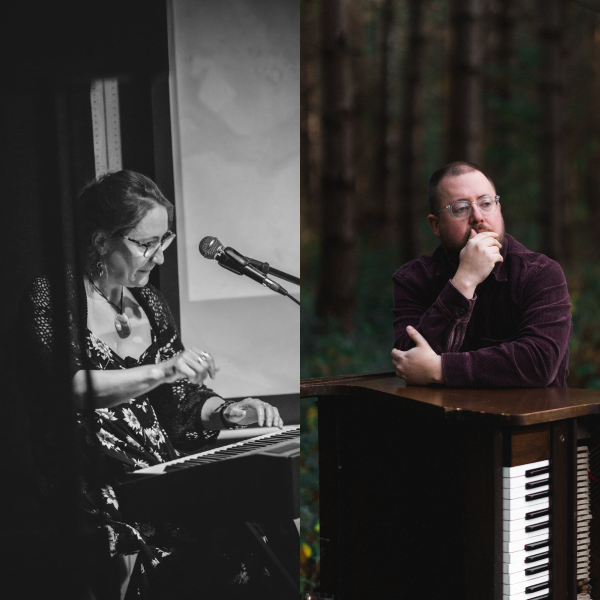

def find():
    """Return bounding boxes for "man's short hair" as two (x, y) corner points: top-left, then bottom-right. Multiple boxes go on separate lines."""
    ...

(428, 162), (495, 215)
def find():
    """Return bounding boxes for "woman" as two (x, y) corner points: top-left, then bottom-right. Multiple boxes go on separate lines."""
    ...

(20, 170), (283, 598)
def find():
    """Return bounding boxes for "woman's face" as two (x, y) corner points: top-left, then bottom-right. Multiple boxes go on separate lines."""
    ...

(103, 205), (169, 288)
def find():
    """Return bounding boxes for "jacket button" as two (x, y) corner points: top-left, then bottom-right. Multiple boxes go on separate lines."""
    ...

(457, 308), (466, 316)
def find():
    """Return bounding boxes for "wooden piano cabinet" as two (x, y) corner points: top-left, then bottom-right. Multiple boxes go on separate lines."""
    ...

(301, 372), (600, 600)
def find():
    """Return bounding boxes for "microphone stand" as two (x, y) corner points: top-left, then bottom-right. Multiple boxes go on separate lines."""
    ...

(246, 258), (300, 287)
(222, 248), (300, 306)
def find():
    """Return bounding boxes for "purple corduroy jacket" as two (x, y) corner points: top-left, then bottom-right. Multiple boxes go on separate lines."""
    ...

(392, 234), (572, 387)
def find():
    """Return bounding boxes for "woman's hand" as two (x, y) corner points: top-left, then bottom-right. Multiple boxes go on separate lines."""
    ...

(160, 348), (218, 385)
(223, 398), (284, 429)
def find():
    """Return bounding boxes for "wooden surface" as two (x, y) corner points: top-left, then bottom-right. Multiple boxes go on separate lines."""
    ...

(301, 371), (600, 425)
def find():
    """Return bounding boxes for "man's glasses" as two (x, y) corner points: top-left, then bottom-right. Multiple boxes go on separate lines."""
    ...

(438, 196), (500, 220)
(121, 230), (176, 257)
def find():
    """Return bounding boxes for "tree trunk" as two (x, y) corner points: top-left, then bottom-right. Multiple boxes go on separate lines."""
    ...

(538, 0), (566, 262)
(587, 13), (600, 254)
(398, 0), (426, 263)
(316, 0), (357, 330)
(445, 0), (484, 163)
(371, 0), (394, 243)
(484, 0), (514, 229)
(301, 0), (322, 240)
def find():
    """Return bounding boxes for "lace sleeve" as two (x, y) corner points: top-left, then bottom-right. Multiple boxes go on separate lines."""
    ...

(19, 276), (85, 382)
(141, 285), (221, 452)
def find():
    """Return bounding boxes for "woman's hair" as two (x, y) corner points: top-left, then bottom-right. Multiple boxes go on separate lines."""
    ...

(78, 170), (174, 274)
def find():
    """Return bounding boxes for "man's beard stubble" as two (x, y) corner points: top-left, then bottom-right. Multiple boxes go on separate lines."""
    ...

(440, 219), (506, 268)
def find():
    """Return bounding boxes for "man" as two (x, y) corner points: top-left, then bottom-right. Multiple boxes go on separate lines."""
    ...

(391, 162), (572, 387)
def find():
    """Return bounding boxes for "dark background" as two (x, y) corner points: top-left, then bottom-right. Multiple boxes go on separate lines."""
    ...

(0, 2), (177, 595)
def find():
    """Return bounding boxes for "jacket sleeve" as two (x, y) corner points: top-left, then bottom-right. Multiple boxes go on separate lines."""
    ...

(441, 260), (572, 387)
(393, 267), (477, 354)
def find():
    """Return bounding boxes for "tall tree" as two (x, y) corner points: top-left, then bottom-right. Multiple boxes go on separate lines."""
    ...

(371, 0), (395, 242)
(301, 0), (322, 240)
(446, 0), (484, 163)
(538, 0), (566, 262)
(587, 12), (600, 252)
(398, 0), (427, 263)
(316, 0), (357, 330)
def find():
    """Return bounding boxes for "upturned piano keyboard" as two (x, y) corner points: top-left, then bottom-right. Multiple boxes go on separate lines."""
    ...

(301, 372), (600, 600)
(117, 425), (300, 524)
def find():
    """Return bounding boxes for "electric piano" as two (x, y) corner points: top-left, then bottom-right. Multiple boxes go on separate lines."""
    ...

(117, 425), (300, 524)
(301, 372), (600, 600)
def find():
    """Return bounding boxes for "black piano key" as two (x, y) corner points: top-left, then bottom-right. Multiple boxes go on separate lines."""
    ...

(526, 478), (550, 490)
(525, 581), (550, 594)
(525, 551), (550, 563)
(525, 539), (550, 551)
(526, 466), (550, 478)
(526, 595), (550, 600)
(525, 564), (550, 576)
(526, 490), (550, 502)
(526, 509), (550, 520)
(525, 520), (550, 533)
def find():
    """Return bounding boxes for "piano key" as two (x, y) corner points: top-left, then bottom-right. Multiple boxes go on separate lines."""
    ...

(502, 591), (550, 600)
(503, 546), (550, 564)
(504, 495), (550, 511)
(503, 564), (550, 584)
(503, 461), (549, 478)
(504, 485), (550, 500)
(504, 557), (549, 574)
(503, 573), (549, 595)
(503, 524), (550, 543)
(503, 534), (549, 554)
(503, 502), (550, 521)
(504, 514), (550, 532)
(504, 472), (551, 489)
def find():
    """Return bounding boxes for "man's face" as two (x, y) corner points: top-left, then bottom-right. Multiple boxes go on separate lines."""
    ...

(427, 170), (505, 263)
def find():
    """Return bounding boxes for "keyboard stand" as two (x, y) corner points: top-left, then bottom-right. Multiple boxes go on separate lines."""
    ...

(242, 520), (298, 598)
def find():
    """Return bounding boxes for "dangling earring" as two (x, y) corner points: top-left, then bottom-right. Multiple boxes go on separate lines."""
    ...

(96, 261), (105, 278)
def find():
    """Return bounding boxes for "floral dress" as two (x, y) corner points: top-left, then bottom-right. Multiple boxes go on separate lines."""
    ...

(19, 273), (259, 598)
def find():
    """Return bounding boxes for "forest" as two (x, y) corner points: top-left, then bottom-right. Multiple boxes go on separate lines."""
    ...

(300, 0), (600, 595)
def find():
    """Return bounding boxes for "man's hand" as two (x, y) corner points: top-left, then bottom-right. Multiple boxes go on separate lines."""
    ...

(453, 229), (503, 299)
(391, 326), (445, 385)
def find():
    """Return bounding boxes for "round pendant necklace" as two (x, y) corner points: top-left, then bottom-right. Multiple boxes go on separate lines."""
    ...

(88, 277), (132, 339)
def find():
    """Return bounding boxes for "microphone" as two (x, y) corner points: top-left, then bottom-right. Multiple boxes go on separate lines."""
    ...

(199, 236), (286, 296)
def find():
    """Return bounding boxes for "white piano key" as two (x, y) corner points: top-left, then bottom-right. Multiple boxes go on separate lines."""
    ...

(503, 485), (549, 500)
(503, 461), (550, 479)
(503, 514), (550, 532)
(503, 495), (550, 511)
(503, 524), (550, 543)
(503, 564), (550, 584)
(502, 590), (551, 600)
(503, 545), (550, 564)
(503, 501), (549, 521)
(503, 572), (549, 595)
(503, 557), (549, 574)
(577, 514), (592, 522)
(503, 534), (549, 554)
(503, 472), (551, 489)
